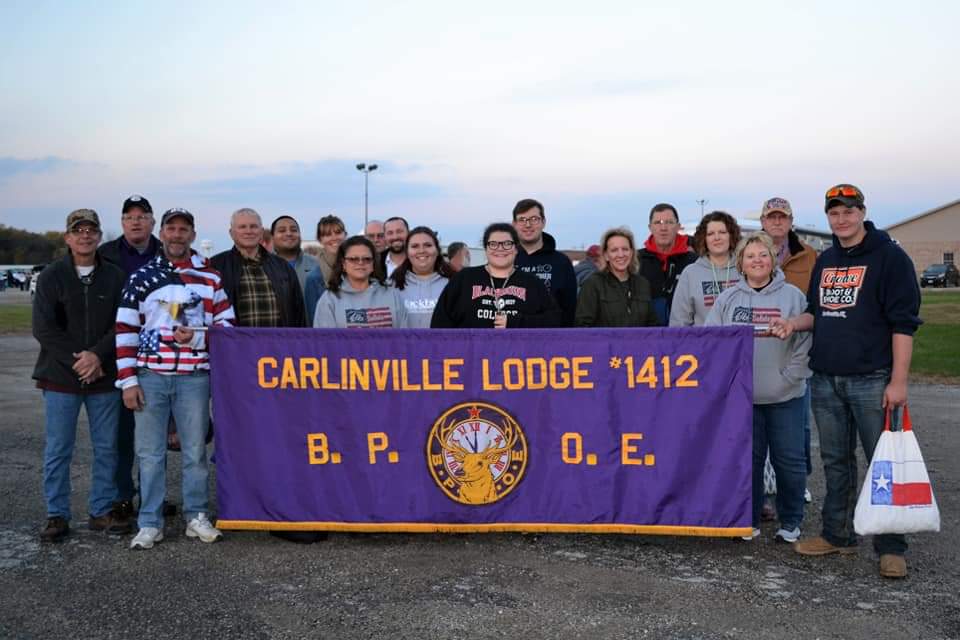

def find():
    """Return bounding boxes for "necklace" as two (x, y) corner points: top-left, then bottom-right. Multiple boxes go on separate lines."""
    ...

(709, 256), (733, 298)
(486, 266), (514, 314)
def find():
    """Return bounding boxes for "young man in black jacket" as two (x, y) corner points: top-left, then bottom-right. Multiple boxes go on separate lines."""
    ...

(512, 199), (577, 327)
(32, 210), (128, 542)
(211, 208), (307, 328)
(772, 184), (922, 579)
(98, 194), (161, 529)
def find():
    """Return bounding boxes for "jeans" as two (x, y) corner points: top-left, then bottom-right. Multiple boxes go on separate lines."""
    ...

(43, 390), (120, 520)
(811, 370), (907, 556)
(134, 370), (211, 529)
(753, 396), (807, 530)
(803, 384), (813, 476)
(114, 406), (137, 502)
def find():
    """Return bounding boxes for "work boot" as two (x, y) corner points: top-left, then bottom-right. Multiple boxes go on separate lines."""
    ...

(106, 502), (134, 535)
(40, 516), (69, 542)
(879, 554), (907, 579)
(794, 536), (857, 556)
(88, 512), (114, 531)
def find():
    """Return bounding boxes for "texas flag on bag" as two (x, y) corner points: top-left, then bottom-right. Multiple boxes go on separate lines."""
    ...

(854, 406), (940, 535)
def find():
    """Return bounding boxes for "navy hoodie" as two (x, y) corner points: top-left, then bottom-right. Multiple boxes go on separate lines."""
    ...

(515, 232), (577, 326)
(806, 221), (921, 375)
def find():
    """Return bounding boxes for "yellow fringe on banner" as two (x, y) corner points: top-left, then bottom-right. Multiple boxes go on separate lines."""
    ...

(216, 520), (752, 537)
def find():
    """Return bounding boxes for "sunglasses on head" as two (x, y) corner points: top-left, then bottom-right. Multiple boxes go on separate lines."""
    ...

(825, 185), (862, 199)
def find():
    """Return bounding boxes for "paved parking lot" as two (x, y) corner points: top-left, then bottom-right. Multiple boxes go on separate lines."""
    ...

(1, 328), (957, 639)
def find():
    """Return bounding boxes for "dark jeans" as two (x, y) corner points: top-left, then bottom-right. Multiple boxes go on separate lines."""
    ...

(753, 396), (807, 530)
(115, 406), (137, 502)
(811, 370), (907, 556)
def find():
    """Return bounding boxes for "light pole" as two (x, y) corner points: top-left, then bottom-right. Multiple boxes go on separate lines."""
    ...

(696, 199), (709, 217)
(356, 163), (379, 231)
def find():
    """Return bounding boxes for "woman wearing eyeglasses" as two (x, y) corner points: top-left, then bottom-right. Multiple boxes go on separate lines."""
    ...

(575, 227), (659, 327)
(431, 223), (561, 328)
(313, 236), (407, 328)
(669, 211), (742, 327)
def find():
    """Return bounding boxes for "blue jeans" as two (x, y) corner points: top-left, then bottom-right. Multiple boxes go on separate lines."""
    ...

(114, 406), (137, 502)
(134, 370), (211, 529)
(43, 390), (120, 520)
(811, 370), (907, 556)
(753, 396), (807, 530)
(803, 384), (813, 476)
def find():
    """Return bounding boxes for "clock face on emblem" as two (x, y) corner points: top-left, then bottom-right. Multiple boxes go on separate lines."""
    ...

(427, 402), (528, 506)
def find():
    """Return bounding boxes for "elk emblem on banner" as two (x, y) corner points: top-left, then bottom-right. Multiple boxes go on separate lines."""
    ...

(427, 402), (529, 505)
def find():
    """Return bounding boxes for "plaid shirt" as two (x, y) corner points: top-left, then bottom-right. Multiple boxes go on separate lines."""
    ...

(235, 250), (281, 327)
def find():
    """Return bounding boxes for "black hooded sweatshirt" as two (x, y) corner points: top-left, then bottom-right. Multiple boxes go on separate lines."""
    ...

(515, 232), (577, 327)
(806, 221), (921, 375)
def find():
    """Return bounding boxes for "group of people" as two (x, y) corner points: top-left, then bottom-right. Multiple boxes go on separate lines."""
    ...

(31, 184), (922, 578)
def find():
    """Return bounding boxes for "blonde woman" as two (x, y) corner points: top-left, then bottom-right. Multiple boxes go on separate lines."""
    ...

(575, 227), (659, 327)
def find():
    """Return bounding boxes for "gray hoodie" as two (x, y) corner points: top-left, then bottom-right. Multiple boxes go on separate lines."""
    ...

(669, 255), (740, 327)
(313, 279), (407, 328)
(705, 270), (811, 405)
(395, 271), (449, 329)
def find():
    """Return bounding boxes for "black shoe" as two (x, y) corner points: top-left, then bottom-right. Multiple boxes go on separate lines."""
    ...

(105, 502), (135, 535)
(40, 516), (70, 542)
(270, 531), (328, 544)
(162, 501), (178, 517)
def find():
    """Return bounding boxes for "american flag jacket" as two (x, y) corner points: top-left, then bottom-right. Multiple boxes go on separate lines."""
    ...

(115, 252), (235, 389)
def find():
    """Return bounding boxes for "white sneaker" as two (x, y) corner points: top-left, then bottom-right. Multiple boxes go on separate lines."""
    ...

(185, 513), (223, 543)
(775, 527), (801, 543)
(804, 488), (813, 503)
(130, 527), (164, 550)
(740, 528), (761, 541)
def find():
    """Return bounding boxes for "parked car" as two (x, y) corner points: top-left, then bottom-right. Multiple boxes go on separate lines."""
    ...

(920, 263), (960, 288)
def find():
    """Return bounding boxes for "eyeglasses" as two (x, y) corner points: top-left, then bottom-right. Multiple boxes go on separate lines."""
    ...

(122, 215), (152, 222)
(486, 240), (516, 250)
(650, 219), (678, 226)
(70, 227), (101, 237)
(344, 256), (374, 265)
(515, 215), (543, 226)
(825, 185), (863, 199)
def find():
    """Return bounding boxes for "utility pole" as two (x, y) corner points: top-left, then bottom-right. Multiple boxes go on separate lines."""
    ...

(696, 199), (709, 217)
(356, 163), (379, 230)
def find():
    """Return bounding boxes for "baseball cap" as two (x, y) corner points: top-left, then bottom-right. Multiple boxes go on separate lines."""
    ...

(824, 184), (865, 211)
(122, 195), (153, 215)
(65, 209), (101, 232)
(760, 197), (793, 218)
(586, 244), (601, 258)
(160, 207), (195, 227)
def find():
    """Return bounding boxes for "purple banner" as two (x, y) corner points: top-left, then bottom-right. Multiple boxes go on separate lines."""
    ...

(209, 327), (753, 536)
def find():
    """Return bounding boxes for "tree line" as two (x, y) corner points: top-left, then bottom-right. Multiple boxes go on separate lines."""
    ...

(0, 225), (67, 265)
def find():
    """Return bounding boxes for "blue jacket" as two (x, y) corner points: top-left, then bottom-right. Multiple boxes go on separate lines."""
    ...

(805, 221), (921, 375)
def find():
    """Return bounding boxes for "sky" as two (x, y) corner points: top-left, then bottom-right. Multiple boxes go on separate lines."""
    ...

(2, 1), (958, 254)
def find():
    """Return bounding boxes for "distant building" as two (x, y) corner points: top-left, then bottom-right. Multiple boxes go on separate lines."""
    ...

(885, 199), (960, 276)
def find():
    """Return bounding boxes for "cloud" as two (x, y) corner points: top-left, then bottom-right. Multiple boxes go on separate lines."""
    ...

(0, 156), (77, 180)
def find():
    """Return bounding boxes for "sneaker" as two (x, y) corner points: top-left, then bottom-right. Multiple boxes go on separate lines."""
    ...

(775, 527), (801, 543)
(804, 488), (813, 504)
(879, 554), (907, 579)
(794, 535), (857, 556)
(130, 527), (164, 550)
(40, 516), (69, 542)
(740, 528), (761, 541)
(185, 513), (223, 543)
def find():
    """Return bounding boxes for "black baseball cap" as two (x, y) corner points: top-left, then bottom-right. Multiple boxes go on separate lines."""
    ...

(824, 184), (865, 211)
(122, 195), (153, 215)
(160, 207), (195, 227)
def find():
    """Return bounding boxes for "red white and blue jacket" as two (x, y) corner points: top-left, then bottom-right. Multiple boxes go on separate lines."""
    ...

(115, 252), (234, 389)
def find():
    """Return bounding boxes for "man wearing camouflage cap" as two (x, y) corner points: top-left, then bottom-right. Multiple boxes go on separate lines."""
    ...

(32, 209), (128, 542)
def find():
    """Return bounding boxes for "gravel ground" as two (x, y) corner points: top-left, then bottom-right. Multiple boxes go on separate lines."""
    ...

(1, 332), (957, 640)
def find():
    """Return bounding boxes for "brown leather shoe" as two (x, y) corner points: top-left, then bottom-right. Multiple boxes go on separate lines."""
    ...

(88, 512), (114, 531)
(106, 503), (134, 535)
(879, 554), (907, 579)
(794, 535), (858, 556)
(40, 516), (70, 542)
